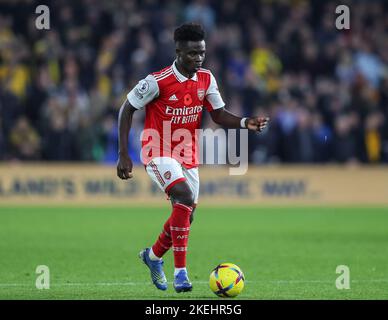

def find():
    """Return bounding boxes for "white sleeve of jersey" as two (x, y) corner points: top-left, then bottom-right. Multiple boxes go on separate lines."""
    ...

(127, 74), (159, 110)
(205, 72), (225, 110)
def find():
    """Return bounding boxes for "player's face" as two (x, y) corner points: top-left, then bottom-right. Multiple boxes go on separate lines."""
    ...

(176, 40), (206, 75)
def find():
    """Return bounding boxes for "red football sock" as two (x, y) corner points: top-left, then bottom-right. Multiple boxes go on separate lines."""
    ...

(151, 217), (172, 258)
(170, 203), (192, 268)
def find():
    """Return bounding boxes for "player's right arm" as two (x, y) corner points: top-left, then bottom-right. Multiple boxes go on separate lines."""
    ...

(116, 75), (159, 180)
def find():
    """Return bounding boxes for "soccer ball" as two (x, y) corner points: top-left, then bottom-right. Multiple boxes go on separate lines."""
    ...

(209, 263), (245, 298)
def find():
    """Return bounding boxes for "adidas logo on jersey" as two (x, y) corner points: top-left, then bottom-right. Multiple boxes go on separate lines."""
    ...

(169, 94), (178, 101)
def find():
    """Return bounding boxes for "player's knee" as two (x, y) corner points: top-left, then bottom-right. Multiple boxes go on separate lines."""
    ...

(169, 183), (194, 207)
(175, 191), (194, 207)
(172, 189), (194, 207)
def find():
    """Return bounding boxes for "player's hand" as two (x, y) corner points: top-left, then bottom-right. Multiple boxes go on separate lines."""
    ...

(117, 154), (133, 180)
(246, 117), (269, 132)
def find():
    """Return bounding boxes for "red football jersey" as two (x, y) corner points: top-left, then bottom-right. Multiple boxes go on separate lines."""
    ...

(127, 61), (225, 168)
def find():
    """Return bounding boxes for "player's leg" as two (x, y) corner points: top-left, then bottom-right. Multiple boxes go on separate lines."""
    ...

(139, 157), (185, 290)
(183, 167), (199, 224)
(150, 217), (172, 259)
(169, 168), (199, 292)
(140, 157), (188, 290)
(170, 171), (198, 223)
(172, 198), (196, 224)
(167, 181), (194, 292)
(190, 205), (196, 224)
(146, 157), (188, 259)
(165, 166), (199, 291)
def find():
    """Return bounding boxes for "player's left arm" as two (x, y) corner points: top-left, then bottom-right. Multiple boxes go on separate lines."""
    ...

(210, 108), (269, 132)
(205, 72), (269, 132)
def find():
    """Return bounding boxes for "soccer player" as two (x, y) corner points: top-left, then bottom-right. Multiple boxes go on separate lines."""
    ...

(117, 23), (268, 292)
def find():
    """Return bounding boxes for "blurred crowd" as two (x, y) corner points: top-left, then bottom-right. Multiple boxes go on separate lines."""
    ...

(0, 0), (388, 164)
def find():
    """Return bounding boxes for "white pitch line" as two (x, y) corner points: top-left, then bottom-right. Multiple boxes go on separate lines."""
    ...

(1, 279), (388, 288)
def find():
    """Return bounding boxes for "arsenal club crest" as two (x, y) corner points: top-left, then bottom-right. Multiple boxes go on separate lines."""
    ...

(164, 171), (171, 180)
(197, 89), (205, 101)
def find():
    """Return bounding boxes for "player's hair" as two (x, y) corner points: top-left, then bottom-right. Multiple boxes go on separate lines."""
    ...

(174, 23), (205, 43)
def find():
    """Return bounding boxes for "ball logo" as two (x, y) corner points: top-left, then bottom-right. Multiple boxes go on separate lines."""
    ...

(163, 171), (171, 180)
(184, 93), (192, 106)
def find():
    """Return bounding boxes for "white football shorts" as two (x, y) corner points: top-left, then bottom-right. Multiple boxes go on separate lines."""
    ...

(145, 157), (199, 204)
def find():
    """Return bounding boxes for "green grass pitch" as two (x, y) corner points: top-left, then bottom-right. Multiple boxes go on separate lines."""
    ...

(0, 206), (387, 299)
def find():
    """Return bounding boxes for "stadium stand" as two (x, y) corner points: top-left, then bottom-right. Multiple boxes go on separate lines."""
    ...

(0, 0), (387, 164)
